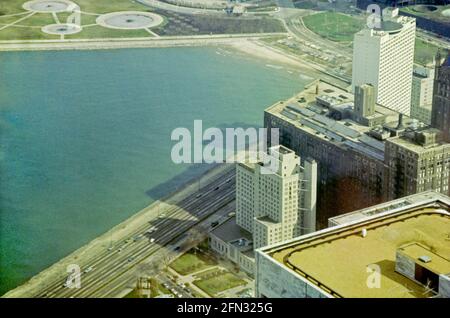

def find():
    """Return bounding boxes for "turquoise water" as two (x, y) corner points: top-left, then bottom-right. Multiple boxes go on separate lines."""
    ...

(0, 47), (310, 295)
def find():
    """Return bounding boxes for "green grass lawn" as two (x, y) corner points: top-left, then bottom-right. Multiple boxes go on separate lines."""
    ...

(0, 0), (151, 40)
(0, 0), (29, 15)
(193, 272), (246, 297)
(169, 249), (216, 276)
(415, 38), (440, 65)
(303, 11), (364, 42)
(14, 13), (56, 26)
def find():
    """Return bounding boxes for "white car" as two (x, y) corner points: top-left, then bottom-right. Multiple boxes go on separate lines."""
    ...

(84, 266), (94, 273)
(150, 238), (155, 243)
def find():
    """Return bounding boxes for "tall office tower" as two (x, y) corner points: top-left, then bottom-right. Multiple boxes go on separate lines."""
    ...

(236, 145), (317, 249)
(411, 63), (435, 125)
(431, 52), (450, 142)
(352, 7), (415, 116)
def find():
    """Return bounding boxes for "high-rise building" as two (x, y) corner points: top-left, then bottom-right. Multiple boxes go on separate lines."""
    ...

(208, 145), (317, 275)
(411, 63), (435, 125)
(354, 83), (375, 119)
(385, 129), (450, 200)
(264, 80), (450, 225)
(256, 191), (450, 298)
(431, 52), (450, 142)
(236, 145), (317, 249)
(352, 7), (415, 116)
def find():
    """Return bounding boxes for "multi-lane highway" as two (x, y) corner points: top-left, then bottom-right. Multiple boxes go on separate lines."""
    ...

(36, 167), (236, 298)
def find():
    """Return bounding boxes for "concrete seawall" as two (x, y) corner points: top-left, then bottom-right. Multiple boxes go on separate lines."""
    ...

(0, 33), (287, 52)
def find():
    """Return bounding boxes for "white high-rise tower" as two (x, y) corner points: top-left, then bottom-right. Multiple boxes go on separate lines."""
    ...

(236, 145), (317, 249)
(352, 7), (416, 116)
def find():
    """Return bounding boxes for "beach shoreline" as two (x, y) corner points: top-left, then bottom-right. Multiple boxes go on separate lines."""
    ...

(0, 33), (321, 73)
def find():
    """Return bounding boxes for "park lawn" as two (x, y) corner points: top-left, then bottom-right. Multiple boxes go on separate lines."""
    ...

(193, 272), (246, 297)
(15, 13), (56, 26)
(0, 14), (30, 25)
(0, 0), (149, 16)
(415, 38), (439, 65)
(303, 11), (364, 42)
(0, 0), (27, 15)
(169, 250), (216, 275)
(66, 0), (150, 14)
(0, 26), (58, 40)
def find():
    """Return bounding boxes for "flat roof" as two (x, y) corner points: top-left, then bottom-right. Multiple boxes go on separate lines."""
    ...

(265, 80), (412, 161)
(328, 191), (450, 226)
(266, 208), (450, 298)
(210, 216), (252, 243)
(265, 80), (441, 161)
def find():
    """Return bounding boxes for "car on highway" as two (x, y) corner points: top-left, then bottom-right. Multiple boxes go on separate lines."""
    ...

(127, 257), (134, 262)
(107, 246), (113, 251)
(150, 238), (155, 243)
(211, 221), (219, 228)
(196, 193), (202, 198)
(214, 186), (220, 190)
(84, 266), (94, 273)
(146, 227), (157, 234)
(117, 247), (123, 253)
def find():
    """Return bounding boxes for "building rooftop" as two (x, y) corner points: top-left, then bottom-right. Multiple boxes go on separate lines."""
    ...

(329, 191), (450, 226)
(210, 216), (252, 243)
(264, 206), (450, 298)
(265, 80), (435, 161)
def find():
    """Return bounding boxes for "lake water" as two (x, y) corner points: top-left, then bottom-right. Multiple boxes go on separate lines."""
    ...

(0, 47), (312, 295)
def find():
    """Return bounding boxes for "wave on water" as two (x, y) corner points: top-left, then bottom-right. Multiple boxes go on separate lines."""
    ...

(265, 64), (283, 70)
(299, 73), (314, 81)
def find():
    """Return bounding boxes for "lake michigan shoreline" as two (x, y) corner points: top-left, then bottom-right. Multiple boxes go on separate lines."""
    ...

(0, 36), (321, 297)
(2, 162), (233, 298)
(0, 34), (318, 73)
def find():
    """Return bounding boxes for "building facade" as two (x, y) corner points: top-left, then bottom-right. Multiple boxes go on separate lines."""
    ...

(384, 129), (450, 200)
(431, 52), (450, 142)
(236, 145), (318, 249)
(410, 63), (435, 125)
(352, 7), (415, 116)
(264, 80), (450, 226)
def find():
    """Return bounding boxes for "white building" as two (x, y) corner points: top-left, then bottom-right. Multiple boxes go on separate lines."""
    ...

(410, 63), (435, 125)
(236, 145), (317, 249)
(352, 7), (415, 116)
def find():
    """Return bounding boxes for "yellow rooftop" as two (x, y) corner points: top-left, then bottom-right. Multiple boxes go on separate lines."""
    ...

(269, 208), (450, 298)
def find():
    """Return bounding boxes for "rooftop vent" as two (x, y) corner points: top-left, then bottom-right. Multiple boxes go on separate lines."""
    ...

(419, 255), (431, 263)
